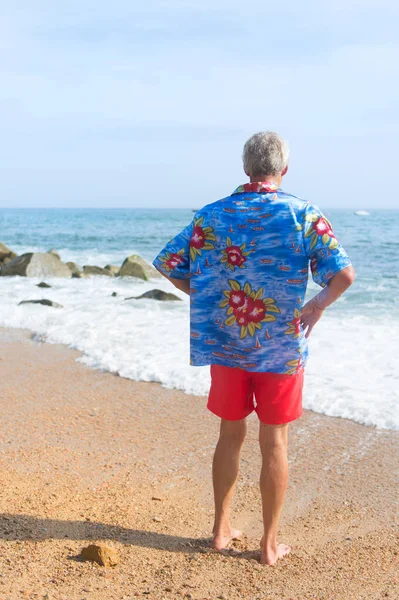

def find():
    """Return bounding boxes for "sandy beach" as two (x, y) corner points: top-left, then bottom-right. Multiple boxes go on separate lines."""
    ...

(0, 326), (397, 600)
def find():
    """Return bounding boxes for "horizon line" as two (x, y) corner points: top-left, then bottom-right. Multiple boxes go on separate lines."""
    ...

(0, 206), (395, 211)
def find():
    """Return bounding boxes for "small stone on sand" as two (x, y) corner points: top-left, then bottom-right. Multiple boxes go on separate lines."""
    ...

(80, 544), (119, 567)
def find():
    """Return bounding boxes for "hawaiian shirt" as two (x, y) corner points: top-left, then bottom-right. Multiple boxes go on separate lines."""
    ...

(153, 182), (352, 374)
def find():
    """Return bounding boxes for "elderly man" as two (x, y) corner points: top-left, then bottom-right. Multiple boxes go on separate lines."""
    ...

(153, 132), (354, 565)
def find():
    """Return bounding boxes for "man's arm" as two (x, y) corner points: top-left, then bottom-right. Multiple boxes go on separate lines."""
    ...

(156, 269), (191, 296)
(301, 265), (355, 338)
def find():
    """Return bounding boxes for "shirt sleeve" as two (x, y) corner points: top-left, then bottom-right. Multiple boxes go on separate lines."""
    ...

(152, 220), (193, 280)
(302, 204), (352, 288)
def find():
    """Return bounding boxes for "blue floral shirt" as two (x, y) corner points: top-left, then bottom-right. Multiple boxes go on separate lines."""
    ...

(153, 182), (352, 374)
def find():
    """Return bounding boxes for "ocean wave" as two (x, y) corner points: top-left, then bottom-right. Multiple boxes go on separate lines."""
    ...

(0, 275), (397, 431)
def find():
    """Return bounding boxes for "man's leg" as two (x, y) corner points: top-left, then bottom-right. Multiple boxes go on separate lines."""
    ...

(211, 418), (247, 550)
(259, 422), (291, 565)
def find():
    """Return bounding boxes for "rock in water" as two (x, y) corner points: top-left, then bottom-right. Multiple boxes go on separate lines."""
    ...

(111, 292), (118, 297)
(118, 257), (147, 280)
(19, 299), (63, 308)
(104, 265), (120, 276)
(80, 544), (119, 567)
(1, 255), (15, 266)
(1, 253), (72, 278)
(66, 261), (83, 276)
(0, 242), (17, 263)
(83, 265), (114, 277)
(119, 255), (160, 280)
(125, 289), (182, 301)
(37, 282), (52, 288)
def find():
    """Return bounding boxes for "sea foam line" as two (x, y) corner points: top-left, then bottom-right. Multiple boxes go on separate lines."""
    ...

(0, 275), (397, 431)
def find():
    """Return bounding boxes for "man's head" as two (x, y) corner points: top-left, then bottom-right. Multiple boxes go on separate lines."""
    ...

(243, 132), (289, 182)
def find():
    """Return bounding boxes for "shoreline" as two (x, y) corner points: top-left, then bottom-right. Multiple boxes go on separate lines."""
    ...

(0, 324), (395, 432)
(1, 264), (397, 431)
(0, 326), (398, 599)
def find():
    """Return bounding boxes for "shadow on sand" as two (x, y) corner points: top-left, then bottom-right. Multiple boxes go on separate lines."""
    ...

(0, 514), (260, 561)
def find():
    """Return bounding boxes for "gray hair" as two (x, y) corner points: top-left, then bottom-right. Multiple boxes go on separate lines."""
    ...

(242, 131), (290, 178)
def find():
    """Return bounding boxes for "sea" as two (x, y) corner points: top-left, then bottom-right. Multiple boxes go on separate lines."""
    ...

(0, 208), (398, 431)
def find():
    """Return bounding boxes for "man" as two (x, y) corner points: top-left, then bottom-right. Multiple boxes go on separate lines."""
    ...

(153, 132), (354, 565)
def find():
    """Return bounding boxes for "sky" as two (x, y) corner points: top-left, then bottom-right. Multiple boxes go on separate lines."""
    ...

(0, 0), (398, 209)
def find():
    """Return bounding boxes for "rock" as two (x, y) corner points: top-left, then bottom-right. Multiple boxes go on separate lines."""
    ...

(118, 255), (160, 280)
(111, 292), (118, 297)
(1, 255), (15, 265)
(66, 261), (82, 276)
(48, 249), (61, 260)
(80, 544), (119, 567)
(125, 289), (181, 302)
(118, 257), (147, 280)
(0, 242), (17, 263)
(83, 265), (114, 277)
(18, 299), (63, 308)
(1, 253), (72, 278)
(104, 265), (120, 276)
(72, 271), (85, 278)
(37, 282), (52, 288)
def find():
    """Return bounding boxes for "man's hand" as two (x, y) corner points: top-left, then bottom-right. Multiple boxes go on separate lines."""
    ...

(300, 265), (355, 338)
(300, 299), (325, 338)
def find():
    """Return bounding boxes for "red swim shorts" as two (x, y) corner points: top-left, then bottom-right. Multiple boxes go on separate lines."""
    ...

(207, 364), (304, 425)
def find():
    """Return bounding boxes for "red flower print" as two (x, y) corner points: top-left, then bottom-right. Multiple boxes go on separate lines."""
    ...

(165, 253), (185, 270)
(190, 225), (205, 249)
(221, 237), (250, 271)
(247, 299), (267, 323)
(158, 249), (186, 273)
(285, 308), (302, 339)
(225, 246), (246, 267)
(304, 212), (338, 251)
(234, 297), (254, 322)
(219, 280), (280, 339)
(237, 182), (279, 194)
(293, 316), (301, 336)
(189, 216), (216, 261)
(235, 312), (250, 327)
(312, 217), (335, 238)
(228, 290), (246, 308)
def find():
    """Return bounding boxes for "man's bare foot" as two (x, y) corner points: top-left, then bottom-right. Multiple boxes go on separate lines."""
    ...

(210, 528), (242, 551)
(259, 537), (291, 565)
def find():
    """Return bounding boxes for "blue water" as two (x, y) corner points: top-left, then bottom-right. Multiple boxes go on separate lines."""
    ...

(1, 208), (398, 316)
(0, 208), (398, 429)
(0, 208), (190, 263)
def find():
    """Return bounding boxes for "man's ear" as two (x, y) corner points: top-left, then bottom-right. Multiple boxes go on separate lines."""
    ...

(282, 165), (289, 177)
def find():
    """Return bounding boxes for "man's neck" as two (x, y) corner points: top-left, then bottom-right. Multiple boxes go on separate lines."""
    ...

(249, 174), (282, 186)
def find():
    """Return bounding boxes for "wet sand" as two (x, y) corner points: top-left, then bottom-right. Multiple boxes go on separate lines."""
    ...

(0, 327), (398, 600)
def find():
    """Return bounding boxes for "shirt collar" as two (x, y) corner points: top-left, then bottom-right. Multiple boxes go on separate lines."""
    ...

(232, 181), (280, 195)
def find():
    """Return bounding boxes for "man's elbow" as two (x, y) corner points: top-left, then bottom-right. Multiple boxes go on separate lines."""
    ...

(338, 265), (355, 287)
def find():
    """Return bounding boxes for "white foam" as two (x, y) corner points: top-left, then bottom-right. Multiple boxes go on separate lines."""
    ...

(0, 276), (397, 430)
